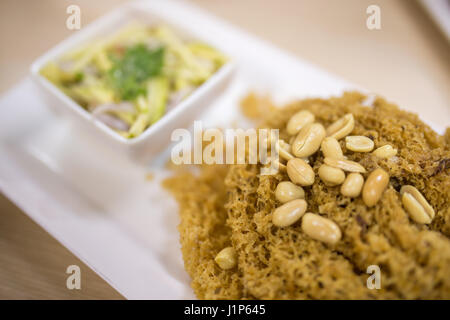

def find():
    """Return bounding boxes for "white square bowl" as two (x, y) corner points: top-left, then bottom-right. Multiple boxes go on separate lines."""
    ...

(30, 2), (234, 164)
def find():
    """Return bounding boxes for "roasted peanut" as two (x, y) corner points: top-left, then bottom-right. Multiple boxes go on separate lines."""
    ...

(400, 185), (435, 224)
(276, 140), (294, 160)
(275, 181), (305, 203)
(340, 173), (364, 197)
(324, 157), (366, 173)
(286, 110), (315, 135)
(362, 168), (389, 207)
(273, 199), (307, 227)
(345, 136), (374, 152)
(326, 113), (355, 140)
(372, 145), (397, 158)
(301, 213), (342, 245)
(321, 137), (344, 159)
(292, 123), (326, 157)
(215, 247), (237, 270)
(287, 158), (315, 186)
(318, 164), (346, 186)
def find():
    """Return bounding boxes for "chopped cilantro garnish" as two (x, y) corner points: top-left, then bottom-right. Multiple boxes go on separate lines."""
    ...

(108, 44), (164, 100)
(74, 71), (84, 82)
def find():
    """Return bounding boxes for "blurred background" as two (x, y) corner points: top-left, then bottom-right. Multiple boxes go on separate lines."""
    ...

(0, 0), (449, 299)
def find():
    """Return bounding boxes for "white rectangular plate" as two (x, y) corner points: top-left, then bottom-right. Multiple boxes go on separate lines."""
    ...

(0, 0), (440, 299)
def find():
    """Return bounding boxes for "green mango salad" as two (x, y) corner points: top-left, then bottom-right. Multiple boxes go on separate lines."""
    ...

(40, 23), (227, 138)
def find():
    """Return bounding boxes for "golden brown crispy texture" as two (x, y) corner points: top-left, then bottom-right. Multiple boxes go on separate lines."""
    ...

(163, 92), (450, 299)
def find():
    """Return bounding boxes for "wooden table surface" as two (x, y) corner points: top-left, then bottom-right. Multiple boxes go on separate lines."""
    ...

(0, 0), (448, 299)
